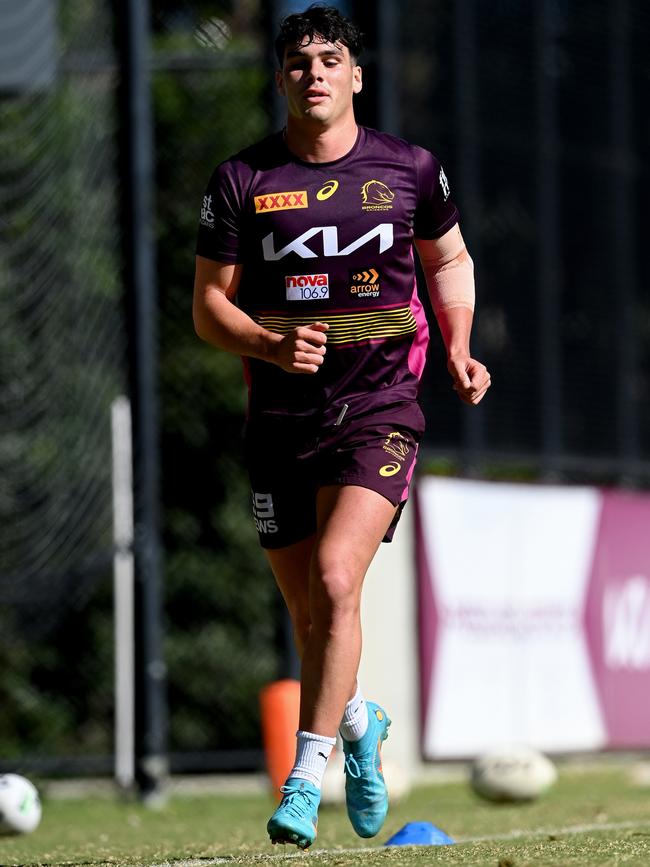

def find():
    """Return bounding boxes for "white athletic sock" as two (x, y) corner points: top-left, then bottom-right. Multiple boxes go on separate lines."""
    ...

(290, 730), (336, 789)
(339, 683), (369, 742)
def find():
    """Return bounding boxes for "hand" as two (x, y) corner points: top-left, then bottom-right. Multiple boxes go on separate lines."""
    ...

(447, 354), (491, 406)
(272, 321), (329, 374)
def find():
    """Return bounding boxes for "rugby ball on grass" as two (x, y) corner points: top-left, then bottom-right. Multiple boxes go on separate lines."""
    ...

(0, 774), (42, 834)
(470, 746), (557, 802)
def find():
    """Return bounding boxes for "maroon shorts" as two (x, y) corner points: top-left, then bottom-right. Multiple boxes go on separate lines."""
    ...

(244, 398), (425, 549)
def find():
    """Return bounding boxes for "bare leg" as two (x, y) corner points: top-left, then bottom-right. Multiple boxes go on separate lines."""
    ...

(265, 486), (395, 847)
(265, 486), (395, 735)
(265, 535), (316, 656)
(298, 485), (396, 737)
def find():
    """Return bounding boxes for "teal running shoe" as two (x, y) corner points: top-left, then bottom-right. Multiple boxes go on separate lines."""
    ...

(342, 701), (391, 838)
(267, 778), (320, 849)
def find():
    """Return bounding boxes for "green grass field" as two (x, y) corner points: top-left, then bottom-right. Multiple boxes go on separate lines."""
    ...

(2, 764), (650, 867)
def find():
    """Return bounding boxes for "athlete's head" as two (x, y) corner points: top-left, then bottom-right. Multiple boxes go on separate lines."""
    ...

(274, 5), (364, 66)
(275, 5), (363, 127)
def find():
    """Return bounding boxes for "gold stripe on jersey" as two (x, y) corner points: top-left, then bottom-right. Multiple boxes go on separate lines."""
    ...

(254, 306), (417, 346)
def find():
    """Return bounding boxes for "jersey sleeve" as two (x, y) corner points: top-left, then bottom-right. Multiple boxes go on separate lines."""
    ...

(195, 159), (244, 263)
(412, 146), (459, 240)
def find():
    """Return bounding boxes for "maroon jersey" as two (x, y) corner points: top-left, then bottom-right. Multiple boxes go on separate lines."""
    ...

(196, 126), (458, 417)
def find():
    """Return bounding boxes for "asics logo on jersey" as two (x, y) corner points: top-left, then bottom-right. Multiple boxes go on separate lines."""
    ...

(254, 191), (308, 214)
(262, 224), (394, 261)
(316, 180), (339, 201)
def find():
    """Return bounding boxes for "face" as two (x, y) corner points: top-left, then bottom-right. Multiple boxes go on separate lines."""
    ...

(276, 35), (362, 126)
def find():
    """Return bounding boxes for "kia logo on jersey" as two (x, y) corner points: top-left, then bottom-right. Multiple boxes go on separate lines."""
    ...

(262, 224), (394, 261)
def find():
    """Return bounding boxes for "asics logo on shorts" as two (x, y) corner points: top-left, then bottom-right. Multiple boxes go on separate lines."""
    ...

(379, 461), (401, 477)
(252, 491), (278, 534)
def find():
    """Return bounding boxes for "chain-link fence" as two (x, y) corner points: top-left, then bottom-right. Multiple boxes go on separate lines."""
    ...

(152, 0), (280, 769)
(0, 0), (125, 772)
(401, 0), (649, 485)
(1, 0), (648, 779)
(1, 0), (282, 776)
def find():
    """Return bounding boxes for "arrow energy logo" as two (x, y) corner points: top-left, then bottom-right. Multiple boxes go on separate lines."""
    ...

(350, 267), (380, 298)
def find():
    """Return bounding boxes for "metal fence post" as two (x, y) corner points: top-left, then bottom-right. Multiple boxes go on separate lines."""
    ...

(115, 0), (168, 803)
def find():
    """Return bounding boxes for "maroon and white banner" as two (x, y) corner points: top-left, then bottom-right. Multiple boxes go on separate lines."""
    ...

(416, 478), (650, 758)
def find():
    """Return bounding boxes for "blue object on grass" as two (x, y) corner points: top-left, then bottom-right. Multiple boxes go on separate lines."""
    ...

(384, 821), (455, 846)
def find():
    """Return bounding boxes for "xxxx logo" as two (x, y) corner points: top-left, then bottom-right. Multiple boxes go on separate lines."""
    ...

(317, 179), (339, 201)
(254, 190), (308, 214)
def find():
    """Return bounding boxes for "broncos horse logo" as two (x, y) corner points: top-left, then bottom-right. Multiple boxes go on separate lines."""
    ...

(361, 180), (395, 208)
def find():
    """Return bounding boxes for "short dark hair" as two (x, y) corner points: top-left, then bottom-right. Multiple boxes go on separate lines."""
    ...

(274, 4), (364, 66)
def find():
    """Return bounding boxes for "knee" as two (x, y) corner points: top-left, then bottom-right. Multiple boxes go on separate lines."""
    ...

(312, 565), (361, 622)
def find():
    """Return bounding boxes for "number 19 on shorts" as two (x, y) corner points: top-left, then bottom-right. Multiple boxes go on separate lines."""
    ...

(252, 491), (278, 535)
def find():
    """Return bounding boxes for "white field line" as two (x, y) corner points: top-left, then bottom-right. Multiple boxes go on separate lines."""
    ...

(459, 818), (645, 843)
(151, 817), (650, 866)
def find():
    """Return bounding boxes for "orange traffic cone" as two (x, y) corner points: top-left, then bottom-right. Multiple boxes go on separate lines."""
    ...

(259, 679), (300, 800)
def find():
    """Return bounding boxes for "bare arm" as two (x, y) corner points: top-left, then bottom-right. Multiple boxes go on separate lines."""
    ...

(415, 226), (491, 406)
(193, 255), (328, 374)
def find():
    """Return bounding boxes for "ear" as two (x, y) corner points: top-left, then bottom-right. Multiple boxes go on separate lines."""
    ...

(275, 68), (285, 96)
(352, 65), (363, 95)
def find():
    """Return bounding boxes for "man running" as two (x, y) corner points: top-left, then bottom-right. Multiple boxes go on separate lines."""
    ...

(194, 4), (490, 850)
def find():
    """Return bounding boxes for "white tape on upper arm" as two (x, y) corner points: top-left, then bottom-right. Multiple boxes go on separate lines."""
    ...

(415, 226), (475, 315)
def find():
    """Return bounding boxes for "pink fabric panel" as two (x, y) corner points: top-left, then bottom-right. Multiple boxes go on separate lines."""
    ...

(407, 273), (430, 380)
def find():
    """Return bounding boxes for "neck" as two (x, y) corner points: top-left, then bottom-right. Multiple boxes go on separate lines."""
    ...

(284, 114), (358, 163)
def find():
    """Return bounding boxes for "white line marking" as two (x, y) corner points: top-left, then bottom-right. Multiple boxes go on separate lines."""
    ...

(151, 818), (650, 866)
(458, 819), (646, 844)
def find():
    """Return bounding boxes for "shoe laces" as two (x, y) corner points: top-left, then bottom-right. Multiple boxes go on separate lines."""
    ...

(278, 784), (317, 819)
(344, 753), (362, 779)
(344, 748), (378, 781)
